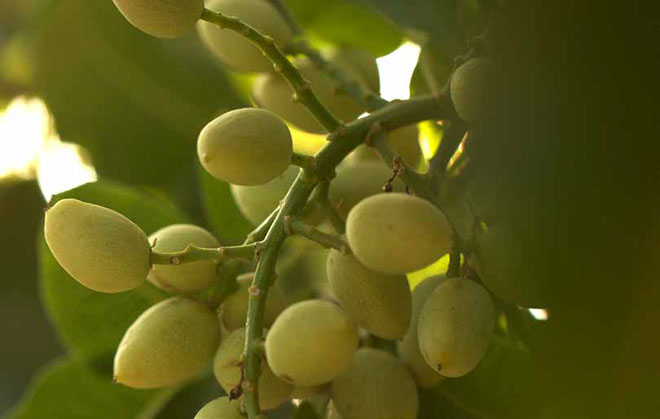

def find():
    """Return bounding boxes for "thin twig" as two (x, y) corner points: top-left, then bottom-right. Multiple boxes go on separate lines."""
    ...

(150, 243), (257, 265)
(285, 216), (351, 253)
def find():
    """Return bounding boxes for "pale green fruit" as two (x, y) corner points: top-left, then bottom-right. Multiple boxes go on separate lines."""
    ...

(450, 57), (494, 123)
(220, 273), (288, 331)
(326, 250), (411, 340)
(265, 300), (358, 386)
(194, 397), (243, 419)
(328, 161), (405, 220)
(346, 193), (453, 275)
(197, 0), (293, 72)
(253, 58), (364, 134)
(148, 224), (220, 294)
(230, 166), (299, 225)
(198, 108), (293, 185)
(325, 47), (380, 92)
(112, 0), (203, 38)
(44, 198), (150, 293)
(348, 125), (422, 168)
(114, 297), (220, 389)
(214, 328), (292, 410)
(397, 275), (445, 387)
(418, 278), (495, 378)
(331, 348), (419, 419)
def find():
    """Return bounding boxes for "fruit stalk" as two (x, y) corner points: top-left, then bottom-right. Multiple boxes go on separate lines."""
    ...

(150, 243), (258, 265)
(285, 217), (350, 253)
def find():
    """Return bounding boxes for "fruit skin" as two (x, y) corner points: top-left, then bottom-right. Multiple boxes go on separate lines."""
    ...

(346, 193), (453, 275)
(44, 198), (150, 293)
(197, 0), (293, 72)
(265, 300), (358, 386)
(325, 47), (380, 93)
(112, 0), (203, 39)
(114, 297), (220, 389)
(220, 272), (288, 331)
(397, 275), (445, 387)
(148, 224), (220, 294)
(194, 396), (243, 419)
(450, 57), (494, 123)
(331, 348), (419, 419)
(348, 125), (422, 168)
(214, 328), (292, 410)
(198, 108), (293, 186)
(326, 250), (411, 340)
(418, 278), (495, 378)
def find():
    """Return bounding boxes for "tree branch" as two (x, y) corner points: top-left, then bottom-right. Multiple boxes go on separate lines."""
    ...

(285, 216), (350, 253)
(150, 243), (257, 265)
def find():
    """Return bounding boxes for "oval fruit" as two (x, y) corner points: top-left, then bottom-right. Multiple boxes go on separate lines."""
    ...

(220, 272), (288, 331)
(44, 198), (150, 293)
(331, 348), (419, 419)
(148, 224), (220, 294)
(230, 166), (298, 225)
(214, 328), (292, 410)
(326, 250), (411, 340)
(114, 297), (220, 388)
(198, 108), (293, 185)
(265, 300), (358, 386)
(197, 0), (293, 72)
(194, 397), (242, 419)
(325, 47), (380, 92)
(397, 275), (445, 387)
(418, 278), (495, 377)
(346, 193), (453, 275)
(450, 57), (495, 123)
(112, 0), (203, 38)
(348, 125), (422, 168)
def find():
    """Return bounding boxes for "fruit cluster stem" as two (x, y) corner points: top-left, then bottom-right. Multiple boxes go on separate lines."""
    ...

(150, 243), (257, 265)
(285, 217), (351, 253)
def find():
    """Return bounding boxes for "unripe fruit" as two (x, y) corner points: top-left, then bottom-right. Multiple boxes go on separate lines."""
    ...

(197, 0), (293, 72)
(112, 0), (203, 39)
(331, 348), (419, 419)
(44, 199), (150, 293)
(348, 125), (422, 168)
(220, 273), (288, 331)
(214, 328), (292, 410)
(326, 250), (411, 340)
(198, 108), (293, 186)
(114, 297), (220, 389)
(450, 57), (495, 123)
(265, 300), (358, 386)
(148, 224), (220, 294)
(346, 193), (453, 275)
(325, 47), (380, 92)
(230, 166), (298, 226)
(194, 397), (242, 419)
(418, 278), (495, 378)
(397, 275), (445, 387)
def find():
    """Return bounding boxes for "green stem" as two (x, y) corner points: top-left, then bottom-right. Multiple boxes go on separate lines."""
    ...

(285, 217), (350, 253)
(291, 152), (317, 172)
(428, 120), (466, 183)
(150, 243), (257, 265)
(314, 180), (345, 234)
(265, 0), (303, 36)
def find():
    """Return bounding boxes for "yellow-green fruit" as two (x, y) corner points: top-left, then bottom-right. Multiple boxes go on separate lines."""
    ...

(325, 47), (380, 92)
(197, 0), (293, 72)
(214, 328), (292, 410)
(346, 193), (453, 275)
(253, 59), (364, 134)
(450, 57), (494, 123)
(194, 397), (243, 419)
(198, 108), (293, 186)
(326, 250), (411, 340)
(114, 297), (220, 389)
(331, 348), (419, 419)
(148, 224), (220, 294)
(44, 198), (150, 293)
(328, 161), (405, 220)
(231, 166), (298, 225)
(348, 125), (422, 168)
(265, 300), (358, 386)
(418, 278), (495, 378)
(220, 273), (288, 331)
(112, 0), (203, 38)
(397, 275), (445, 387)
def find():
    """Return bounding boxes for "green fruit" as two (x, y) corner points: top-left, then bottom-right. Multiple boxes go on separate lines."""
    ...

(328, 161), (405, 220)
(265, 300), (358, 386)
(198, 108), (293, 185)
(194, 397), (243, 419)
(326, 250), (411, 340)
(348, 125), (422, 168)
(231, 166), (299, 225)
(397, 275), (445, 387)
(148, 224), (220, 294)
(331, 348), (419, 419)
(325, 47), (380, 92)
(346, 193), (453, 275)
(44, 198), (150, 293)
(220, 273), (288, 331)
(214, 328), (292, 410)
(450, 57), (494, 123)
(417, 278), (495, 378)
(112, 0), (203, 38)
(197, 0), (294, 72)
(114, 297), (220, 389)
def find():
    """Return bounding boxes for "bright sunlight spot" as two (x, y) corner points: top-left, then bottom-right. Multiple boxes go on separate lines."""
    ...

(377, 41), (421, 101)
(529, 308), (549, 321)
(37, 141), (97, 202)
